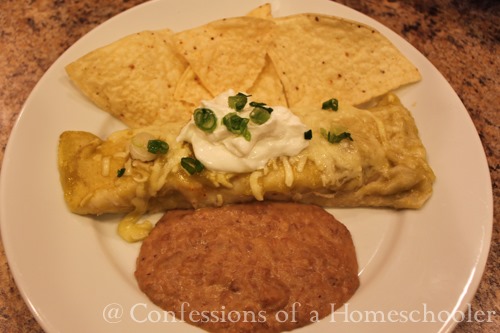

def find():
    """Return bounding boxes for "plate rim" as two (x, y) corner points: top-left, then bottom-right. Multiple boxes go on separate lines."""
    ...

(0, 0), (493, 332)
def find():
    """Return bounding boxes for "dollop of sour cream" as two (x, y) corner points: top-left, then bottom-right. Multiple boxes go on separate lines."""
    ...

(177, 90), (309, 173)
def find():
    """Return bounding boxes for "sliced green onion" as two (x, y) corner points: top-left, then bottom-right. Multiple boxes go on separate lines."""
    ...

(304, 129), (313, 140)
(222, 112), (251, 141)
(228, 92), (250, 111)
(147, 139), (169, 154)
(322, 98), (339, 111)
(249, 101), (273, 113)
(181, 157), (204, 175)
(194, 108), (217, 132)
(117, 168), (126, 177)
(250, 107), (271, 125)
(320, 128), (353, 143)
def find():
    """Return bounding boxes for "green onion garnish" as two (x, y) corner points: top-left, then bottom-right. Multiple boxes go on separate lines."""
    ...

(322, 98), (339, 111)
(222, 112), (251, 141)
(181, 157), (204, 175)
(249, 101), (273, 113)
(117, 168), (126, 177)
(304, 129), (313, 140)
(320, 128), (353, 143)
(147, 139), (169, 154)
(228, 92), (250, 111)
(250, 107), (271, 125)
(194, 108), (217, 132)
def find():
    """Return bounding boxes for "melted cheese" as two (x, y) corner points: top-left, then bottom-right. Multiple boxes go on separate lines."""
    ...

(58, 94), (435, 242)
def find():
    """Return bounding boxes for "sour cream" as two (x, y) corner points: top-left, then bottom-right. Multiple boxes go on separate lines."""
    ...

(177, 90), (309, 173)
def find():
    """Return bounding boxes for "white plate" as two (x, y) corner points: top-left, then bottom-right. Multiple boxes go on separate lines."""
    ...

(0, 0), (493, 332)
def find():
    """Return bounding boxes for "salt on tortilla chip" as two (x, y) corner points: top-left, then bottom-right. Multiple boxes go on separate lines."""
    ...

(174, 16), (275, 97)
(65, 29), (192, 127)
(248, 55), (288, 106)
(246, 3), (273, 19)
(267, 14), (422, 107)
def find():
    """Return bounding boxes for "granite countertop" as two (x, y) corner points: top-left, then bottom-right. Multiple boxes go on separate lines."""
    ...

(0, 0), (498, 332)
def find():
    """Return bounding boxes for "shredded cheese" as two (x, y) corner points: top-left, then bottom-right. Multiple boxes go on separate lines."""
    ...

(365, 111), (389, 148)
(269, 159), (278, 170)
(215, 194), (224, 206)
(124, 158), (132, 176)
(152, 160), (174, 196)
(215, 173), (234, 189)
(147, 159), (163, 195)
(132, 169), (149, 183)
(79, 192), (93, 208)
(101, 156), (110, 177)
(249, 170), (264, 201)
(296, 155), (308, 173)
(113, 151), (128, 158)
(281, 156), (294, 187)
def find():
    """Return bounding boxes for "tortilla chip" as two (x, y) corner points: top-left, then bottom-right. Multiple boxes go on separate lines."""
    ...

(248, 55), (288, 106)
(246, 3), (273, 19)
(174, 16), (275, 97)
(174, 7), (274, 106)
(174, 51), (287, 108)
(174, 66), (213, 106)
(267, 14), (422, 107)
(66, 29), (191, 127)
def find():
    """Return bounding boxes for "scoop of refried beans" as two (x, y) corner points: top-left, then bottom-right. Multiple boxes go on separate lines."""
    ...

(135, 202), (359, 333)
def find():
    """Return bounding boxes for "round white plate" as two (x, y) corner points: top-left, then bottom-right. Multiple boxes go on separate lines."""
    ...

(0, 0), (493, 332)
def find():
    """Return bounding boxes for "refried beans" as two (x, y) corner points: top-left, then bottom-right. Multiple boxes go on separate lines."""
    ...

(135, 202), (359, 332)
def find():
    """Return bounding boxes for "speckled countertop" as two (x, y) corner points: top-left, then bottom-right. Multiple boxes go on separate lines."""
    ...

(0, 0), (498, 332)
